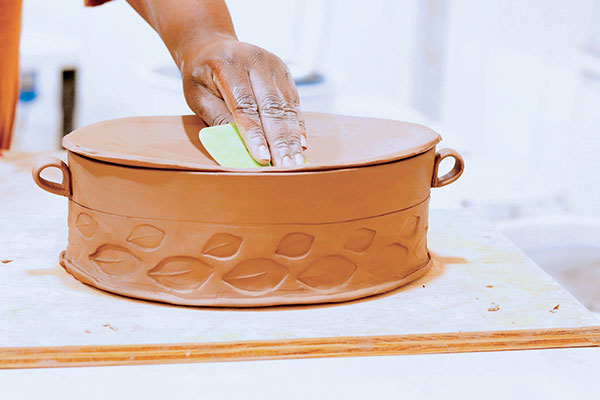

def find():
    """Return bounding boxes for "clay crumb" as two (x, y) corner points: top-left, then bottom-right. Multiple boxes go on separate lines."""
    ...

(488, 303), (500, 312)
(1, 259), (13, 264)
(102, 323), (117, 332)
(85, 330), (91, 334)
(486, 285), (494, 288)
(550, 304), (560, 313)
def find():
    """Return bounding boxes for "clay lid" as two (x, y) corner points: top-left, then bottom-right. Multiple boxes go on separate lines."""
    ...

(62, 112), (441, 172)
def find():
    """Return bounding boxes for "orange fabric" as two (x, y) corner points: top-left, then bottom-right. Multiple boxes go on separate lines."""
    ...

(84, 0), (113, 6)
(0, 0), (22, 150)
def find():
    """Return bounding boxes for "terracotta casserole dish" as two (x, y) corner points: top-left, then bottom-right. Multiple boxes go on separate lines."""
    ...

(32, 112), (464, 307)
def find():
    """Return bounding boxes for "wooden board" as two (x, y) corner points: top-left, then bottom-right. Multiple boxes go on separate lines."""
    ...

(2, 327), (600, 369)
(1, 152), (599, 369)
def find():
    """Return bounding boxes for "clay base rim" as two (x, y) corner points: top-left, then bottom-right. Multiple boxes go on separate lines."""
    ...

(59, 251), (433, 308)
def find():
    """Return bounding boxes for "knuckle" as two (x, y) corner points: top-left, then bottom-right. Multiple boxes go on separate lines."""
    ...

(186, 65), (209, 85)
(205, 57), (237, 76)
(286, 97), (300, 110)
(271, 135), (291, 151)
(232, 89), (258, 116)
(282, 105), (300, 120)
(287, 135), (302, 148)
(220, 56), (238, 68)
(283, 65), (294, 82)
(247, 47), (273, 66)
(270, 134), (301, 151)
(269, 52), (285, 66)
(298, 117), (306, 130)
(260, 97), (299, 120)
(210, 113), (230, 126)
(235, 99), (259, 116)
(259, 96), (286, 118)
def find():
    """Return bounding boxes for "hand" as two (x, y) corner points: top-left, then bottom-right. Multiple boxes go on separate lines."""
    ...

(179, 35), (306, 167)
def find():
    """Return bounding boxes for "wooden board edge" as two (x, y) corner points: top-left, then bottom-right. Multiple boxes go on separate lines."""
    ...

(1, 326), (599, 369)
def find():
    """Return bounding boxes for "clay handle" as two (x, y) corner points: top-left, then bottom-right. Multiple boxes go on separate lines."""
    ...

(32, 157), (72, 198)
(432, 148), (464, 188)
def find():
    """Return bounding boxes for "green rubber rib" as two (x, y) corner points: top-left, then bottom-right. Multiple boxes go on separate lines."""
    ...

(198, 123), (270, 168)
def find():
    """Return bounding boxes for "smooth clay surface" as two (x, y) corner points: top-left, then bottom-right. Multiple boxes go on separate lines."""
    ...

(34, 113), (464, 307)
(61, 113), (441, 172)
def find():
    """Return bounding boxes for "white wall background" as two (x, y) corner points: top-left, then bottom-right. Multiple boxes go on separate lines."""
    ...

(14, 0), (600, 219)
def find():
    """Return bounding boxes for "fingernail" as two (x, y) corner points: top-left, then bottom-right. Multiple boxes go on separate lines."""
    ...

(258, 145), (270, 161)
(300, 135), (307, 149)
(293, 153), (304, 166)
(281, 155), (292, 167)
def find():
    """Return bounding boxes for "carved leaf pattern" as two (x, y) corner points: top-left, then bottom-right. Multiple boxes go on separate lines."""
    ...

(367, 243), (409, 280)
(413, 235), (429, 264)
(127, 224), (165, 249)
(148, 256), (213, 290)
(297, 255), (356, 289)
(76, 213), (97, 238)
(223, 258), (288, 292)
(89, 244), (141, 278)
(202, 233), (243, 258)
(275, 232), (314, 257)
(344, 228), (376, 253)
(399, 216), (420, 238)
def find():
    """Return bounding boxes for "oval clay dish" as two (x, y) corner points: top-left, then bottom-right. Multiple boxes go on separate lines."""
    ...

(33, 112), (464, 307)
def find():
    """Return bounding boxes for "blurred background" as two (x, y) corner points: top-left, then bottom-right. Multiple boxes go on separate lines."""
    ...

(13, 0), (600, 311)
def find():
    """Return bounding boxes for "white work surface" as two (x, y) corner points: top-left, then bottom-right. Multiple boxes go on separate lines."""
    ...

(1, 152), (598, 348)
(1, 152), (599, 398)
(0, 153), (600, 400)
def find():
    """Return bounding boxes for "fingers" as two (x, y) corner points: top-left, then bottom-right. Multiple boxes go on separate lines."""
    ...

(275, 67), (307, 150)
(299, 115), (307, 150)
(213, 66), (271, 165)
(249, 68), (304, 167)
(185, 84), (234, 127)
(206, 47), (306, 167)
